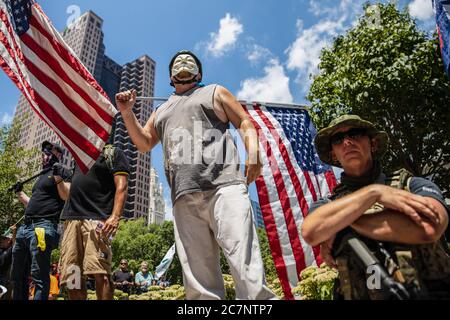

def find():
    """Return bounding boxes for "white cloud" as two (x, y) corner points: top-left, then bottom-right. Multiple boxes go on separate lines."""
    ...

(207, 13), (243, 57)
(1, 112), (13, 126)
(285, 0), (365, 91)
(237, 59), (294, 104)
(408, 0), (434, 21)
(286, 17), (347, 79)
(247, 44), (272, 64)
(308, 0), (360, 18)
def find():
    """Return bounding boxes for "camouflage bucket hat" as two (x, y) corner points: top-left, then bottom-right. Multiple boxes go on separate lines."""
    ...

(314, 115), (389, 166)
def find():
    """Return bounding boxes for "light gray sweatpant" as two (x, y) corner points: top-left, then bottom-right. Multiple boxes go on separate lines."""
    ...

(173, 184), (276, 300)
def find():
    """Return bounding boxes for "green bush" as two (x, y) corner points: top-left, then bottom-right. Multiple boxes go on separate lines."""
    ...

(292, 263), (339, 300)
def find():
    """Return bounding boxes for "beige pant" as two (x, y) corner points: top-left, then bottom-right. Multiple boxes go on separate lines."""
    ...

(173, 184), (276, 300)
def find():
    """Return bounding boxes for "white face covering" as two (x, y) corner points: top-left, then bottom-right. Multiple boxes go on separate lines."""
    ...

(171, 54), (199, 80)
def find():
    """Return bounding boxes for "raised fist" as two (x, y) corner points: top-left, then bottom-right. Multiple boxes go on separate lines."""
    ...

(115, 89), (137, 114)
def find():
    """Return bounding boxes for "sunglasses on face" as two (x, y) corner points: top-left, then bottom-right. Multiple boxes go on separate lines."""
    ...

(330, 128), (368, 146)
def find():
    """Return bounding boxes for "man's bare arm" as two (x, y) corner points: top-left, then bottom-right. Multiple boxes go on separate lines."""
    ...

(103, 174), (128, 239)
(16, 191), (30, 207)
(302, 185), (379, 246)
(351, 197), (448, 244)
(302, 184), (440, 247)
(116, 90), (160, 153)
(55, 180), (71, 201)
(215, 86), (262, 184)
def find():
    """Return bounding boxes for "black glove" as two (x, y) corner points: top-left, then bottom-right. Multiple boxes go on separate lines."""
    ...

(52, 163), (64, 177)
(12, 182), (23, 193)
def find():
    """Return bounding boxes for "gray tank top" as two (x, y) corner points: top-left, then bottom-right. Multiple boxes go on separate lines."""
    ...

(154, 84), (245, 203)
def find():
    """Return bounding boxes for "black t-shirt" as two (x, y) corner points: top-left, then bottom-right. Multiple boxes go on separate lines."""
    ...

(112, 269), (133, 293)
(112, 269), (133, 283)
(25, 168), (71, 219)
(61, 147), (129, 221)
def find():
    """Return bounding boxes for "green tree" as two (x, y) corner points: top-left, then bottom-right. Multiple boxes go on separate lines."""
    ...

(112, 219), (183, 284)
(257, 228), (277, 281)
(308, 2), (450, 196)
(0, 121), (37, 233)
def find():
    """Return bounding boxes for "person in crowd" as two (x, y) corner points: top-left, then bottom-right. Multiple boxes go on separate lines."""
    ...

(11, 141), (70, 300)
(0, 225), (17, 300)
(302, 115), (450, 299)
(56, 143), (129, 300)
(112, 259), (134, 294)
(135, 261), (154, 293)
(116, 50), (275, 300)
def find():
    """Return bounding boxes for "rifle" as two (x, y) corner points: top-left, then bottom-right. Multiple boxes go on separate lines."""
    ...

(7, 167), (52, 192)
(333, 228), (411, 300)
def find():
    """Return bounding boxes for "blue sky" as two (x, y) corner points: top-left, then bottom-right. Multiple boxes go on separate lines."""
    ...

(0, 0), (436, 219)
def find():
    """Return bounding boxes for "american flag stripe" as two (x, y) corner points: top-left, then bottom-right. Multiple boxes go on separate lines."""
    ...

(246, 104), (307, 272)
(0, 13), (94, 171)
(244, 104), (306, 294)
(22, 27), (113, 126)
(244, 103), (337, 299)
(0, 0), (116, 172)
(258, 105), (320, 210)
(258, 104), (327, 265)
(0, 50), (93, 173)
(20, 37), (110, 140)
(29, 6), (111, 102)
(256, 148), (300, 293)
(255, 104), (321, 267)
(0, 18), (101, 164)
(259, 104), (321, 206)
(20, 40), (112, 132)
(256, 166), (297, 301)
(248, 104), (316, 268)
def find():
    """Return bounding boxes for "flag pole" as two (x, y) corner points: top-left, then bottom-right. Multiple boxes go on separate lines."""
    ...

(136, 96), (310, 110)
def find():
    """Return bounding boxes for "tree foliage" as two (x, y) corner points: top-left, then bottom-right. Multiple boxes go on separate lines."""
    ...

(0, 121), (37, 233)
(308, 3), (450, 196)
(112, 219), (182, 284)
(257, 227), (277, 281)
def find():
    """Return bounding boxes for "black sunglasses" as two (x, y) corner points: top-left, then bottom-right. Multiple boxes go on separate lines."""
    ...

(330, 128), (368, 146)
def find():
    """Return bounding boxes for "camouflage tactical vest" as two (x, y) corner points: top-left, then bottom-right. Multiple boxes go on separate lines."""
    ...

(333, 169), (450, 300)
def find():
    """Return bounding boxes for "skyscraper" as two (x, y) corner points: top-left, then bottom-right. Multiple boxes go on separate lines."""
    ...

(12, 10), (157, 221)
(148, 167), (166, 225)
(114, 55), (156, 219)
(251, 200), (265, 229)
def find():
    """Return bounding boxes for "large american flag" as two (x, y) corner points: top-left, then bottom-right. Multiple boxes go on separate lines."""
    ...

(0, 0), (117, 172)
(243, 103), (337, 300)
